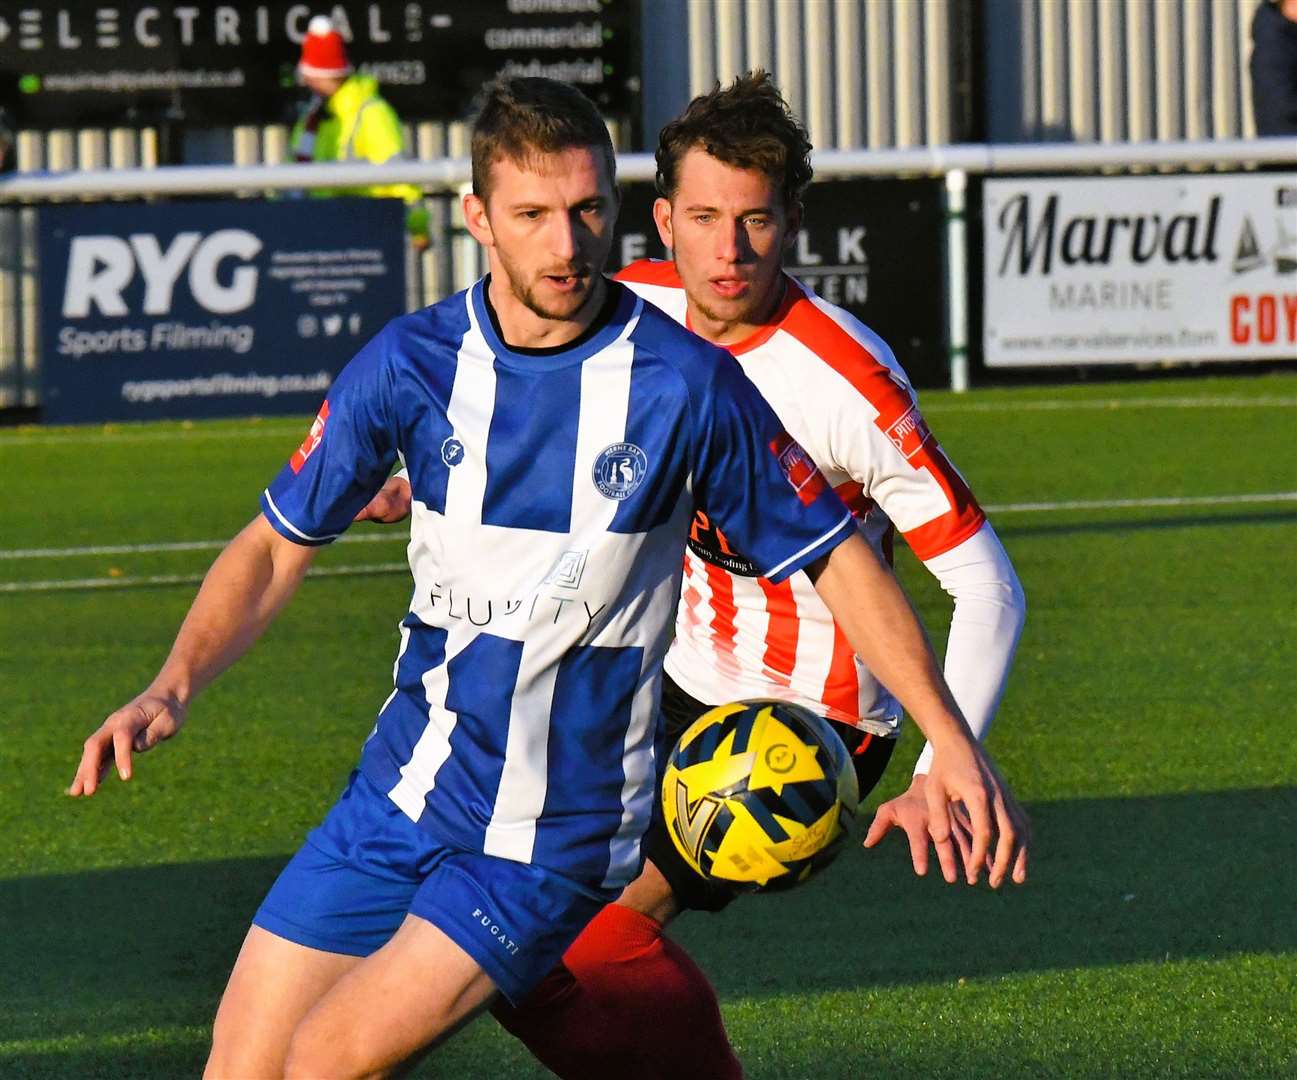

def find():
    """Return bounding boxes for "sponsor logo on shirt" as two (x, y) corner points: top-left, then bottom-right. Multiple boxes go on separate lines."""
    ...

(543, 549), (588, 590)
(289, 400), (329, 474)
(687, 509), (758, 576)
(427, 582), (608, 632)
(593, 442), (648, 500)
(768, 432), (827, 507)
(884, 406), (932, 460)
(441, 436), (465, 467)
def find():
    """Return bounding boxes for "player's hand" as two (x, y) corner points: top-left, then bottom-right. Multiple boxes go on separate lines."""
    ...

(68, 692), (187, 797)
(909, 741), (1029, 888)
(863, 774), (1007, 883)
(864, 774), (943, 877)
(354, 474), (413, 524)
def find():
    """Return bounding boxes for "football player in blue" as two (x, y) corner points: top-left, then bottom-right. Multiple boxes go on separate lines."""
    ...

(70, 76), (1026, 1079)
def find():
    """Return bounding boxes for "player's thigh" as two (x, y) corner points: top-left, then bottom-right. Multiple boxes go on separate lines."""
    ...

(284, 913), (498, 1079)
(209, 771), (437, 1076)
(205, 924), (362, 1080)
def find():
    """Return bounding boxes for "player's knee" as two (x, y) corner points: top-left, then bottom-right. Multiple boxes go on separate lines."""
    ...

(205, 1042), (283, 1080)
(205, 1008), (286, 1079)
(283, 1017), (357, 1080)
(282, 1036), (326, 1079)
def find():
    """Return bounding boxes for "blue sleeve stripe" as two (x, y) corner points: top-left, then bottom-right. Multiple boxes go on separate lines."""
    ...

(261, 489), (341, 545)
(760, 511), (855, 582)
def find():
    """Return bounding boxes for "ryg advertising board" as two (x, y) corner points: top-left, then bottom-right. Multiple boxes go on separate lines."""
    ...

(984, 174), (1297, 366)
(39, 197), (406, 423)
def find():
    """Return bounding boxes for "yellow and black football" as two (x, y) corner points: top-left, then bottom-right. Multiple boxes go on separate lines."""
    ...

(661, 699), (860, 892)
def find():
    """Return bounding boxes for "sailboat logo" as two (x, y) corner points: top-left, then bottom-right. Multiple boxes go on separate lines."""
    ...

(1232, 216), (1265, 275)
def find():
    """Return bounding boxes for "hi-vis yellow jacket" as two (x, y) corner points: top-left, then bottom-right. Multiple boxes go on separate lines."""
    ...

(290, 74), (429, 240)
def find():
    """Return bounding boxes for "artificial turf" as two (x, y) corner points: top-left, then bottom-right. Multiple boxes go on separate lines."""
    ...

(2, 371), (1294, 1077)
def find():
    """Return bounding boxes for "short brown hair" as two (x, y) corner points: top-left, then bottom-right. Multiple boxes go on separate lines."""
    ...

(471, 76), (616, 199)
(655, 70), (813, 210)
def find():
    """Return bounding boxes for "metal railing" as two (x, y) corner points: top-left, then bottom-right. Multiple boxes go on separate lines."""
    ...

(4, 137), (1294, 200)
(2, 136), (1294, 410)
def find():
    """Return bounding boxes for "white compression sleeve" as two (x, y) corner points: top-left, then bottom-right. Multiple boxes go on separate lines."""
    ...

(912, 521), (1026, 775)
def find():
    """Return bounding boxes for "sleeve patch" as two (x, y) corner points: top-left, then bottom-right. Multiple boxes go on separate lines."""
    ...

(884, 405), (933, 460)
(769, 431), (828, 507)
(290, 400), (330, 474)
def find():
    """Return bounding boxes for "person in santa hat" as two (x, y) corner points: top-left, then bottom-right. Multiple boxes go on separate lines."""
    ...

(292, 14), (431, 248)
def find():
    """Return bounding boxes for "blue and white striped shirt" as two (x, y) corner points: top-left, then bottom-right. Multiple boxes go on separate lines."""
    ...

(262, 279), (854, 888)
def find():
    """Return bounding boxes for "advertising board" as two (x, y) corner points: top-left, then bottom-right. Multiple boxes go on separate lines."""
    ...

(984, 174), (1297, 366)
(1, 2), (639, 129)
(39, 196), (406, 423)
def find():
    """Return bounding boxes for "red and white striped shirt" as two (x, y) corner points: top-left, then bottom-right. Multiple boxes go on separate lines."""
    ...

(617, 259), (989, 736)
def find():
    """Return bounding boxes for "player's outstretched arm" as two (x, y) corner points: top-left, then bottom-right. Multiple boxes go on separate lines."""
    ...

(805, 533), (1029, 887)
(912, 523), (1026, 773)
(69, 515), (320, 796)
(865, 525), (1029, 881)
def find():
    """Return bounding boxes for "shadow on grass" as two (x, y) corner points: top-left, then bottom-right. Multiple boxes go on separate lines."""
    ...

(679, 785), (1297, 1000)
(3, 787), (1295, 1071)
(0, 854), (282, 1074)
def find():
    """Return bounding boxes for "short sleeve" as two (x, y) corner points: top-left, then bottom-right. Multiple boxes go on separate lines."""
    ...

(260, 329), (398, 545)
(689, 350), (854, 583)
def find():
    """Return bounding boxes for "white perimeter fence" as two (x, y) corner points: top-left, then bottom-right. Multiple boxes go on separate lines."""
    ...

(1, 136), (1294, 411)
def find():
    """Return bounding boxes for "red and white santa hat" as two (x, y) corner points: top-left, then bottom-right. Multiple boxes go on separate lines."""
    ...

(298, 15), (353, 79)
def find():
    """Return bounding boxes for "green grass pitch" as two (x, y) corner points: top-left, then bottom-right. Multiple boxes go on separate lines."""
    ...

(2, 372), (1294, 1078)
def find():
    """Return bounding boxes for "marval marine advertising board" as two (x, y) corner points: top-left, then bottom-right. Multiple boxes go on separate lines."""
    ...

(984, 174), (1297, 367)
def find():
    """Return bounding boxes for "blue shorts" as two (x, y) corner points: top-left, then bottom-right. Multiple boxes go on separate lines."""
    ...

(253, 771), (614, 1004)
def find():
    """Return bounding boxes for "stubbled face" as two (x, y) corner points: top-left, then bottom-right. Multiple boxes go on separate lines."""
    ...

(653, 147), (800, 345)
(467, 146), (618, 328)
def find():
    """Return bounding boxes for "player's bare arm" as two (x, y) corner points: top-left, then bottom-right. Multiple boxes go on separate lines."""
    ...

(805, 532), (1029, 888)
(69, 515), (319, 796)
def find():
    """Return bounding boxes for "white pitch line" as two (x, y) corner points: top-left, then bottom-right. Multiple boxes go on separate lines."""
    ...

(0, 426), (305, 448)
(2, 392), (1292, 448)
(5, 495), (1291, 586)
(3, 493), (1294, 563)
(0, 531), (406, 560)
(0, 562), (408, 594)
(923, 395), (1297, 413)
(985, 492), (1297, 513)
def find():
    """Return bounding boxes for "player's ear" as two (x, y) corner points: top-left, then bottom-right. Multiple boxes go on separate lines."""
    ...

(652, 197), (674, 250)
(463, 192), (494, 247)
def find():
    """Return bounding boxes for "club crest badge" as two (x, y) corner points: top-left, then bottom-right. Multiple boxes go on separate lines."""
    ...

(593, 442), (648, 500)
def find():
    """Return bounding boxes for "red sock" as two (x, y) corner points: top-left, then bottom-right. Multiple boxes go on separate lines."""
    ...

(492, 903), (742, 1079)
